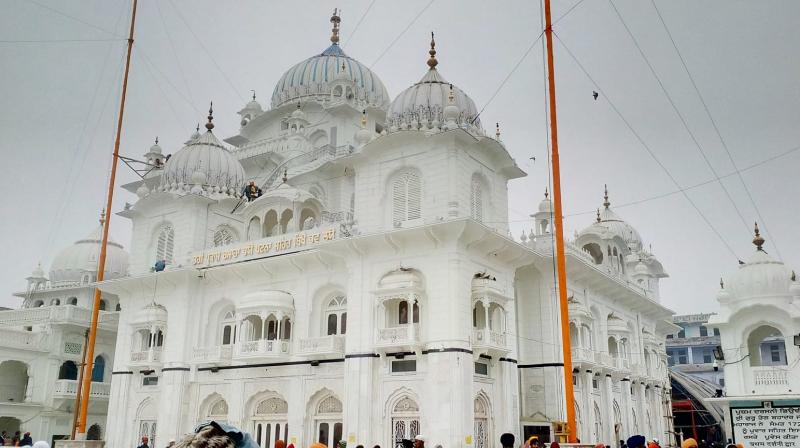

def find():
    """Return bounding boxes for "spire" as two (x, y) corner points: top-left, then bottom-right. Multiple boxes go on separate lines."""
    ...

(596, 208), (601, 223)
(330, 8), (341, 44)
(753, 221), (765, 251)
(427, 31), (438, 69)
(792, 270), (797, 282)
(282, 168), (288, 184)
(603, 184), (610, 209)
(251, 90), (256, 101)
(205, 102), (215, 131)
(361, 109), (367, 128)
(99, 208), (106, 225)
(448, 84), (455, 103)
(544, 187), (549, 199)
(154, 136), (159, 145)
(196, 123), (200, 133)
(495, 122), (501, 139)
(720, 277), (724, 289)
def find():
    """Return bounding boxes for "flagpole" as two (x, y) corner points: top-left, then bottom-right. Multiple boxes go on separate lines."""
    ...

(75, 0), (138, 437)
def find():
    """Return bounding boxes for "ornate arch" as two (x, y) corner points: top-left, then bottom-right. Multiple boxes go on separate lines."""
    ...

(136, 397), (156, 419)
(385, 387), (420, 418)
(199, 392), (229, 421)
(246, 390), (289, 418)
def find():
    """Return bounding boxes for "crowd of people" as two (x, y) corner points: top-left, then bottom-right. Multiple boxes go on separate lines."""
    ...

(133, 423), (750, 448)
(0, 431), (48, 447)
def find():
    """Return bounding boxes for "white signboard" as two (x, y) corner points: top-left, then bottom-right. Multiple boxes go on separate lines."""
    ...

(732, 403), (800, 447)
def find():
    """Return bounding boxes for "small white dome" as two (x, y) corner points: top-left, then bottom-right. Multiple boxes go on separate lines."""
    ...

(148, 141), (162, 155)
(634, 261), (649, 275)
(538, 192), (553, 213)
(133, 302), (168, 324)
(161, 130), (245, 198)
(239, 290), (294, 311)
(728, 249), (793, 300)
(49, 224), (129, 285)
(577, 189), (643, 251)
(387, 68), (482, 132)
(136, 184), (150, 198)
(30, 263), (45, 279)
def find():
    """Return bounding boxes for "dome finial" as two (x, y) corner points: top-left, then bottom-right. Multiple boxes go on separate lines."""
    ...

(792, 270), (797, 282)
(251, 90), (256, 101)
(603, 184), (610, 209)
(544, 187), (549, 199)
(99, 208), (106, 225)
(330, 8), (341, 44)
(155, 136), (159, 145)
(753, 221), (765, 251)
(361, 109), (367, 128)
(720, 277), (724, 289)
(196, 123), (200, 133)
(496, 122), (501, 139)
(282, 168), (288, 184)
(427, 31), (438, 69)
(205, 101), (215, 131)
(596, 208), (601, 223)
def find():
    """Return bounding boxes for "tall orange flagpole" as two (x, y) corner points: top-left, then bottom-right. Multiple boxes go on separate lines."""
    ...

(543, 0), (577, 442)
(76, 0), (138, 436)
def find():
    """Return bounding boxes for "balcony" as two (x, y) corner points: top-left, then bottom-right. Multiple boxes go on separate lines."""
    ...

(375, 324), (419, 351)
(471, 329), (510, 356)
(571, 347), (595, 365)
(130, 348), (162, 367)
(234, 339), (290, 360)
(750, 366), (791, 395)
(0, 306), (119, 331)
(192, 345), (233, 366)
(0, 329), (49, 352)
(53, 380), (111, 400)
(297, 335), (345, 357)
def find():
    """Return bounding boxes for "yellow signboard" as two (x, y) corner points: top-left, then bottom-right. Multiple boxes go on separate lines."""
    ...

(192, 227), (337, 267)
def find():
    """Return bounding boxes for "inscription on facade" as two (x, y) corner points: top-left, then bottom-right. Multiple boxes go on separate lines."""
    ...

(191, 227), (337, 267)
(732, 404), (800, 446)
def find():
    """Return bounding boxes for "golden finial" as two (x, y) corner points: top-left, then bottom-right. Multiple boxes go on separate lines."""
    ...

(330, 8), (341, 44)
(792, 270), (797, 282)
(753, 221), (765, 251)
(720, 277), (724, 289)
(448, 84), (455, 103)
(205, 101), (214, 131)
(361, 109), (367, 128)
(427, 31), (438, 69)
(603, 184), (610, 209)
(99, 208), (106, 225)
(496, 122), (501, 139)
(544, 187), (549, 199)
(282, 168), (288, 184)
(596, 208), (601, 223)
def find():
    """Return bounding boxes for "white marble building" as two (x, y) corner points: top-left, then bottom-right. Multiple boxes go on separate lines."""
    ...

(706, 228), (800, 445)
(0, 217), (127, 444)
(98, 13), (675, 448)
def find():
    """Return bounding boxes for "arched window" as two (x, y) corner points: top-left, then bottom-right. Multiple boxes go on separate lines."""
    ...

(248, 217), (261, 241)
(391, 396), (420, 448)
(58, 361), (78, 380)
(91, 356), (105, 382)
(207, 398), (229, 424)
(86, 424), (102, 440)
(583, 243), (603, 265)
(33, 300), (44, 308)
(593, 402), (603, 442)
(398, 301), (419, 325)
(221, 311), (237, 345)
(252, 397), (288, 448)
(391, 171), (422, 225)
(325, 296), (347, 336)
(748, 325), (788, 366)
(156, 225), (175, 264)
(470, 174), (484, 222)
(280, 209), (293, 234)
(99, 300), (107, 311)
(68, 297), (78, 306)
(474, 395), (490, 448)
(116, 303), (122, 311)
(153, 329), (164, 348)
(264, 210), (278, 237)
(315, 396), (343, 448)
(213, 226), (237, 247)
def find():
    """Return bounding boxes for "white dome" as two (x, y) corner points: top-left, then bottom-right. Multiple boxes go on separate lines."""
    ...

(271, 43), (390, 110)
(577, 189), (643, 251)
(161, 129), (245, 197)
(538, 192), (553, 213)
(49, 225), (129, 285)
(728, 249), (793, 300)
(387, 68), (482, 132)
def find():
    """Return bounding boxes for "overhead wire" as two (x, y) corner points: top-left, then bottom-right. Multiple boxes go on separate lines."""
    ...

(341, 0), (377, 48)
(136, 47), (190, 130)
(648, 0), (784, 261)
(608, 0), (754, 243)
(154, 0), (197, 110)
(135, 47), (203, 116)
(551, 0), (589, 27)
(369, 0), (435, 68)
(26, 0), (123, 38)
(552, 32), (741, 261)
(0, 38), (126, 44)
(164, 0), (245, 102)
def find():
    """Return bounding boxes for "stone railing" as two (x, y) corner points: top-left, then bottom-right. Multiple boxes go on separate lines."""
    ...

(471, 329), (508, 352)
(297, 335), (345, 355)
(377, 324), (418, 345)
(53, 380), (111, 399)
(193, 345), (234, 363)
(130, 348), (162, 364)
(0, 306), (119, 330)
(752, 366), (789, 388)
(0, 328), (48, 351)
(235, 339), (290, 358)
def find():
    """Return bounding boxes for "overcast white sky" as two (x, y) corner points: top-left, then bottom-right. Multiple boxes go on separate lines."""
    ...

(1, 0), (798, 314)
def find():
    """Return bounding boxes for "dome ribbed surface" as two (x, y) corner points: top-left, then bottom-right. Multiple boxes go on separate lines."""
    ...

(161, 131), (245, 196)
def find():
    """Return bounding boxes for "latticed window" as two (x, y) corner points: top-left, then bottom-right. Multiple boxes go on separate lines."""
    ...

(392, 171), (421, 225)
(213, 226), (236, 247)
(255, 397), (288, 415)
(156, 225), (174, 263)
(208, 399), (229, 422)
(470, 174), (483, 222)
(474, 397), (489, 448)
(317, 396), (343, 414)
